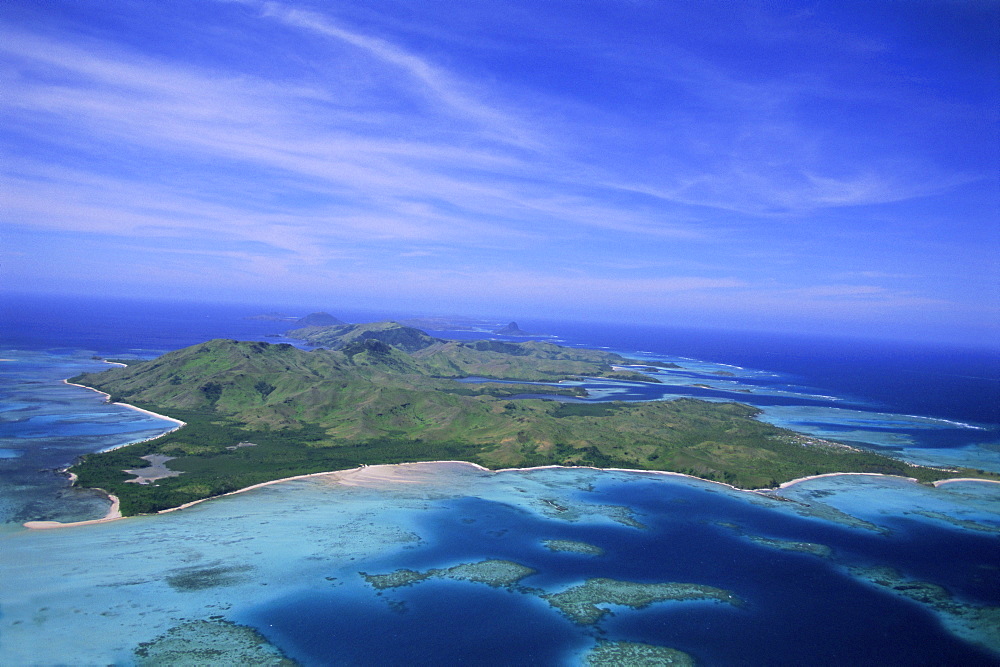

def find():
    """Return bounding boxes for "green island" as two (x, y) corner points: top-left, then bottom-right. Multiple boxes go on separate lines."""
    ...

(65, 321), (993, 516)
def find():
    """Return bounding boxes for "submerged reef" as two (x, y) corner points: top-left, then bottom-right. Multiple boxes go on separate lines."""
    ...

(133, 619), (294, 666)
(534, 498), (646, 529)
(746, 535), (833, 557)
(542, 578), (740, 625)
(850, 566), (1000, 656)
(718, 521), (834, 557)
(165, 562), (255, 592)
(912, 509), (1000, 534)
(584, 640), (695, 666)
(542, 539), (606, 556)
(361, 559), (537, 590)
(362, 560), (738, 628)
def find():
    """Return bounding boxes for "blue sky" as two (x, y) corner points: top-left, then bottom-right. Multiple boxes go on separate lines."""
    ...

(2, 0), (997, 345)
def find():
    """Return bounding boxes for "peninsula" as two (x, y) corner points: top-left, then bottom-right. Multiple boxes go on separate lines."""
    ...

(66, 322), (981, 516)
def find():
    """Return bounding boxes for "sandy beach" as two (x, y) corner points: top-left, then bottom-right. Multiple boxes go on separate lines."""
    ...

(775, 471), (918, 490)
(933, 477), (1000, 487)
(152, 462), (992, 521)
(26, 454), (997, 530)
(23, 493), (121, 530)
(62, 380), (187, 428)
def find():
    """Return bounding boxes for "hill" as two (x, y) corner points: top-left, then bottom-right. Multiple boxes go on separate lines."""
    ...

(66, 322), (968, 515)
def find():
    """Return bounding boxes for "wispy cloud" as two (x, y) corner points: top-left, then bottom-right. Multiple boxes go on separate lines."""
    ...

(256, 3), (539, 147)
(0, 19), (709, 251)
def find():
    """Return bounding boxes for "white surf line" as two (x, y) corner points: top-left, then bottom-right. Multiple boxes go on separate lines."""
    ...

(63, 380), (187, 428)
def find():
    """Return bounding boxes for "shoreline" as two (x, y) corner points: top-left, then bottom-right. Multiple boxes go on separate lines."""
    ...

(23, 492), (121, 530)
(775, 471), (918, 490)
(63, 379), (187, 428)
(25, 459), (997, 530)
(932, 477), (1000, 487)
(21, 381), (189, 530)
(31, 377), (998, 530)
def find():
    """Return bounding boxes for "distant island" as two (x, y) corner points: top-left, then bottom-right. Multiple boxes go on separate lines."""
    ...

(293, 311), (346, 327)
(494, 321), (531, 336)
(66, 322), (986, 516)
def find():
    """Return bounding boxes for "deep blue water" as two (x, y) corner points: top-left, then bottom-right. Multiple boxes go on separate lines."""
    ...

(523, 318), (1000, 427)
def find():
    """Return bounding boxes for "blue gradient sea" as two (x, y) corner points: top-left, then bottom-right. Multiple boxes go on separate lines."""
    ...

(1, 294), (999, 665)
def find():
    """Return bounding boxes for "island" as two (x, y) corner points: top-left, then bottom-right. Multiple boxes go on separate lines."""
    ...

(65, 321), (986, 516)
(494, 321), (531, 336)
(292, 311), (346, 327)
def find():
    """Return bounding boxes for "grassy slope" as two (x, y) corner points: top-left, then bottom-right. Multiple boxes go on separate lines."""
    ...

(67, 324), (983, 516)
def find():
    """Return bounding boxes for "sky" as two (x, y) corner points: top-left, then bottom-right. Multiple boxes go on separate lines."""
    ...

(2, 0), (998, 346)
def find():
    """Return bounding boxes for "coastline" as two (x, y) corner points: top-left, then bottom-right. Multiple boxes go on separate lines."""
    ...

(62, 379), (187, 449)
(20, 381), (189, 530)
(27, 459), (997, 530)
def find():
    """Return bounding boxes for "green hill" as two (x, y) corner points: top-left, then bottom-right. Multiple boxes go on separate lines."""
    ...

(66, 322), (971, 516)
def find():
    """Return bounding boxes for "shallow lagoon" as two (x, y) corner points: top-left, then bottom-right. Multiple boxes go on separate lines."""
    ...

(2, 463), (998, 664)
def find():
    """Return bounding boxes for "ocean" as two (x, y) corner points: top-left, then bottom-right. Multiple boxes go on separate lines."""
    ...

(1, 293), (998, 665)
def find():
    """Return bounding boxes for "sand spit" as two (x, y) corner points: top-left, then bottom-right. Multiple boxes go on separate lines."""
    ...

(933, 478), (1000, 487)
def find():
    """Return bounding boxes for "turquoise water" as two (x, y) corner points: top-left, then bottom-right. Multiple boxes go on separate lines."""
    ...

(1, 296), (999, 664)
(2, 463), (998, 664)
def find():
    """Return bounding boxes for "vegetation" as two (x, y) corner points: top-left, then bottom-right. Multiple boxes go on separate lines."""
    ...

(67, 321), (987, 516)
